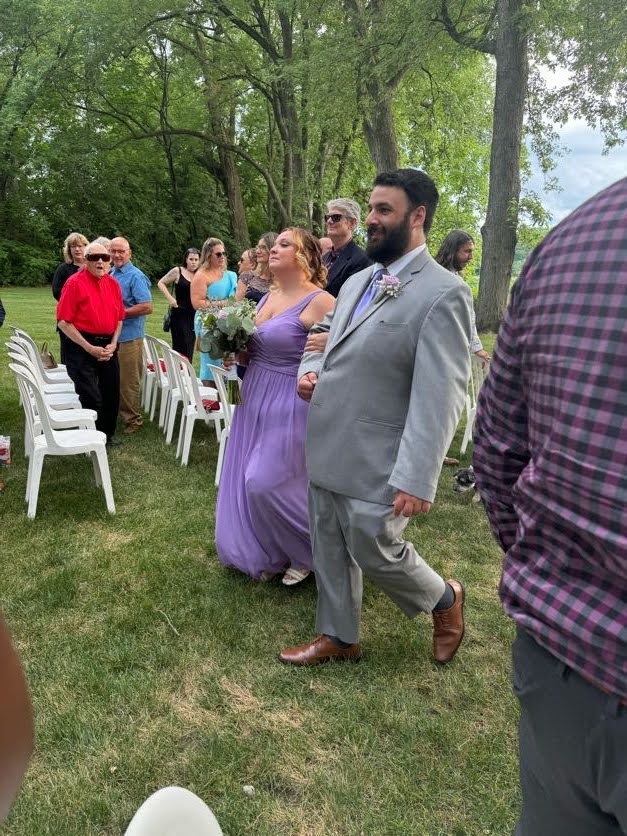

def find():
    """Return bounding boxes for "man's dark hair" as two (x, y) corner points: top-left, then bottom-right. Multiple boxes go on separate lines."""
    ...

(434, 230), (475, 272)
(373, 168), (439, 234)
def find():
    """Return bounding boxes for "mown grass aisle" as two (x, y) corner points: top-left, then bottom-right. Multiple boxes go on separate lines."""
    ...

(0, 287), (518, 835)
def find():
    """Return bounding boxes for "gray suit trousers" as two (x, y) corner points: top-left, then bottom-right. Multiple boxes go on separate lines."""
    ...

(309, 484), (446, 644)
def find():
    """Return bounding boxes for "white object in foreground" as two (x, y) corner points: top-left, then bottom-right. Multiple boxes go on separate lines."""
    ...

(124, 786), (223, 836)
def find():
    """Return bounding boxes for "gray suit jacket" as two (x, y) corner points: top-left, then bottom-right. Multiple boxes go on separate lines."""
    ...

(300, 248), (473, 505)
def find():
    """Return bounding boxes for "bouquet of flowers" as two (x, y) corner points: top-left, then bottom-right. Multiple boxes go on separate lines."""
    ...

(198, 298), (257, 403)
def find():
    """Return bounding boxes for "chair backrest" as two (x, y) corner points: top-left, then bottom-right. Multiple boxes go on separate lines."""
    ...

(7, 347), (48, 389)
(9, 363), (47, 443)
(207, 364), (234, 426)
(161, 344), (185, 395)
(9, 334), (54, 379)
(176, 354), (206, 412)
(144, 334), (168, 383)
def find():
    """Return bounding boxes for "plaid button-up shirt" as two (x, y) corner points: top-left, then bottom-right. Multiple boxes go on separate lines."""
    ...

(474, 178), (627, 699)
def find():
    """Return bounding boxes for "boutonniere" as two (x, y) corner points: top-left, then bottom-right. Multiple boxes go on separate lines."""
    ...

(375, 273), (401, 301)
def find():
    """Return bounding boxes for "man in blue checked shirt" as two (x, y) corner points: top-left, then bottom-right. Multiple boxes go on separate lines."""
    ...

(474, 178), (627, 836)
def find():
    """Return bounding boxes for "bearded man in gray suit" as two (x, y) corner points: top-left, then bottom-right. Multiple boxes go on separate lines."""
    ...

(279, 168), (473, 667)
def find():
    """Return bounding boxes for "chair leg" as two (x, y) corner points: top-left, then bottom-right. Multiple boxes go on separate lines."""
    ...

(90, 450), (103, 487)
(27, 450), (45, 519)
(165, 398), (179, 445)
(95, 449), (115, 513)
(215, 427), (228, 487)
(158, 386), (169, 429)
(180, 417), (195, 466)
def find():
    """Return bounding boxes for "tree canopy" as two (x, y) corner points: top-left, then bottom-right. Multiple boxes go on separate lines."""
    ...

(1, 0), (624, 323)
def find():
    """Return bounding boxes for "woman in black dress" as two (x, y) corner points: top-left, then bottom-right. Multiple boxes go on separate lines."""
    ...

(157, 248), (200, 361)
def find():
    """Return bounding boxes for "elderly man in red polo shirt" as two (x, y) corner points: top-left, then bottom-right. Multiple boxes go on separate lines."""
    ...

(57, 239), (125, 446)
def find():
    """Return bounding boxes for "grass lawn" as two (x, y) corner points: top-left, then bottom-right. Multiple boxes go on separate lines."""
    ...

(0, 287), (518, 835)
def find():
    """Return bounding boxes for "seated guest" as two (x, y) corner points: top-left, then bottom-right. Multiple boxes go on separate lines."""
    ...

(215, 229), (335, 585)
(322, 198), (371, 297)
(57, 240), (125, 446)
(434, 230), (490, 362)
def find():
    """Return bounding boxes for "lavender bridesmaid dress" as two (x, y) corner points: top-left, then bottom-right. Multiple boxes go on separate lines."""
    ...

(215, 291), (323, 579)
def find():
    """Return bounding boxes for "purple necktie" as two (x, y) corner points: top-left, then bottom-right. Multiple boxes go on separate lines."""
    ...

(351, 268), (386, 322)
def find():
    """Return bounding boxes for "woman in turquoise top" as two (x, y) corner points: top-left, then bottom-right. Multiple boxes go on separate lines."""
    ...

(191, 237), (237, 383)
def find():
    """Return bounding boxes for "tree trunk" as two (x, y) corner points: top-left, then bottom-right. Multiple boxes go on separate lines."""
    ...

(363, 87), (400, 173)
(476, 0), (528, 331)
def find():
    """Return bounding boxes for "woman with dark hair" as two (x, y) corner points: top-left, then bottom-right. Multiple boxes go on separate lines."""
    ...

(435, 230), (489, 363)
(215, 228), (335, 585)
(191, 238), (237, 385)
(157, 248), (200, 360)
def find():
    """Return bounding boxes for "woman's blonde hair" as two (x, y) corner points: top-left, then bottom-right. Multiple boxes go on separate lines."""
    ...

(198, 237), (225, 271)
(62, 232), (89, 263)
(283, 228), (328, 288)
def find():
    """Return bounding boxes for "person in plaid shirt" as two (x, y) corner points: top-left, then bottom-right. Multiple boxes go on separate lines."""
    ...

(474, 178), (626, 835)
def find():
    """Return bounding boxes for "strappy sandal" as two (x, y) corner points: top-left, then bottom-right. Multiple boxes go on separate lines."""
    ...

(282, 568), (311, 586)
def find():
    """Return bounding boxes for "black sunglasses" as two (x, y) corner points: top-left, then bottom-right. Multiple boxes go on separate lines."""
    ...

(214, 251), (226, 257)
(324, 213), (344, 223)
(86, 253), (111, 262)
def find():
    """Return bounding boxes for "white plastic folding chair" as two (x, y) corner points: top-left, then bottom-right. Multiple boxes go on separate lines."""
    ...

(140, 336), (155, 413)
(163, 346), (220, 445)
(124, 786), (223, 836)
(11, 364), (115, 519)
(207, 364), (236, 487)
(144, 334), (170, 427)
(459, 354), (490, 455)
(9, 363), (97, 458)
(9, 331), (71, 383)
(176, 355), (223, 466)
(7, 339), (75, 393)
(7, 349), (82, 411)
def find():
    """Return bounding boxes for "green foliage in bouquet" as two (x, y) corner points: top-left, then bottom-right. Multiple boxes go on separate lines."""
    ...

(198, 299), (257, 358)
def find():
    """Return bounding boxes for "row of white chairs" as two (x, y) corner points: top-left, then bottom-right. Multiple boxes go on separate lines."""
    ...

(141, 336), (235, 479)
(6, 328), (115, 519)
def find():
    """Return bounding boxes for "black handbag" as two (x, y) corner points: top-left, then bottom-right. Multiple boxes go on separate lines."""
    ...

(163, 306), (172, 332)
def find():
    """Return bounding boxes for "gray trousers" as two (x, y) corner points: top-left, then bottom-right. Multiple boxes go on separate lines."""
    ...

(309, 484), (445, 644)
(512, 628), (627, 836)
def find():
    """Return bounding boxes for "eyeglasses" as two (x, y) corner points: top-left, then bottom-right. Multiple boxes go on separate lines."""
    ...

(86, 253), (111, 263)
(214, 251), (226, 257)
(324, 213), (345, 223)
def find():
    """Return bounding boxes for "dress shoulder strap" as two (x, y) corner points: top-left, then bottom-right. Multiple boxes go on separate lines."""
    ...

(294, 289), (324, 314)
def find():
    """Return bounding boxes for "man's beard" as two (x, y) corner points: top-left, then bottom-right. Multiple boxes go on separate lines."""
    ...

(366, 212), (412, 264)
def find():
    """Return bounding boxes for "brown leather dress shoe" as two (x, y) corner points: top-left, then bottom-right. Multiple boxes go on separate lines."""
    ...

(278, 635), (362, 666)
(432, 579), (465, 664)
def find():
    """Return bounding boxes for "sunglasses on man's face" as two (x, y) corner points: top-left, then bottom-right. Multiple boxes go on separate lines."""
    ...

(324, 213), (344, 223)
(86, 253), (111, 263)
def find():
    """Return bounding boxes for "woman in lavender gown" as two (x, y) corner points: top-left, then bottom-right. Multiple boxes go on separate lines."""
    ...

(215, 228), (335, 585)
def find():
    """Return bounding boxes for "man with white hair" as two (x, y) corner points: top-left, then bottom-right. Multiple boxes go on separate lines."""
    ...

(322, 197), (371, 297)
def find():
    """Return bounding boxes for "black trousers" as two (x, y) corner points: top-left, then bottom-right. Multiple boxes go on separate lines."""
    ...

(64, 333), (120, 440)
(512, 628), (626, 836)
